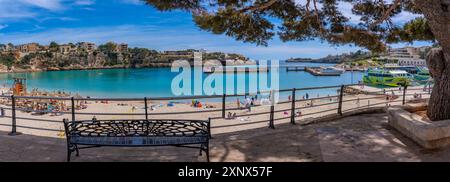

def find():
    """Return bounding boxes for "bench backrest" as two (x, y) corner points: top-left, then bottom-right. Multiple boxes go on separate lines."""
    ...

(63, 119), (210, 138)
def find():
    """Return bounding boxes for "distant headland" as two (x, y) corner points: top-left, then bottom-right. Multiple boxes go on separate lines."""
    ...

(286, 50), (373, 64)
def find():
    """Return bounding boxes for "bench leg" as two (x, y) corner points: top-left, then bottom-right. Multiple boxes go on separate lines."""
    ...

(67, 147), (72, 162)
(67, 144), (78, 162)
(75, 145), (80, 157)
(206, 143), (210, 162)
(201, 142), (210, 162)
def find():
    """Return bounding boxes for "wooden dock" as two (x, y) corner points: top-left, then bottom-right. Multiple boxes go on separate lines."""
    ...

(286, 66), (306, 72)
(204, 67), (269, 74)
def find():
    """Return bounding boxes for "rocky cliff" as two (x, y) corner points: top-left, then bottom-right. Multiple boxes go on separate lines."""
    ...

(0, 50), (249, 73)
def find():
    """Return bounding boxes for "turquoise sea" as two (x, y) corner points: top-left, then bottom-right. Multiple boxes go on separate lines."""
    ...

(0, 62), (364, 99)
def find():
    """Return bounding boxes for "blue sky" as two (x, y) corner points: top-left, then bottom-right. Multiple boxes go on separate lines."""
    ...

(0, 0), (433, 60)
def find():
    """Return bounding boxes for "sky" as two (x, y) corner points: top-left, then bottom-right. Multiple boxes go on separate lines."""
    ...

(0, 0), (433, 60)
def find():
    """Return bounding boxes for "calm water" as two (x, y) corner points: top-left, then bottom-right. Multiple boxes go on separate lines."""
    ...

(0, 62), (364, 98)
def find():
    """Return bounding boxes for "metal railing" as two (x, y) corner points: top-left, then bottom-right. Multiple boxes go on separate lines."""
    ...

(0, 83), (432, 135)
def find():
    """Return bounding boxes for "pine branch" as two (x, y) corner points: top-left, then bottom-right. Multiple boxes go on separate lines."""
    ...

(369, 0), (402, 30)
(240, 0), (278, 13)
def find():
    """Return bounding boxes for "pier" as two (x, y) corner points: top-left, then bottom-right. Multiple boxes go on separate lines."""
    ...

(305, 67), (341, 76)
(286, 66), (342, 76)
(204, 66), (269, 74)
(286, 66), (306, 72)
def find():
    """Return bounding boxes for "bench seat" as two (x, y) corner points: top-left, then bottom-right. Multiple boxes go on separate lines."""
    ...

(70, 136), (209, 146)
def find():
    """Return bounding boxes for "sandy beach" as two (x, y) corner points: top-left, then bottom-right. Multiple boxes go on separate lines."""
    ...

(0, 84), (431, 139)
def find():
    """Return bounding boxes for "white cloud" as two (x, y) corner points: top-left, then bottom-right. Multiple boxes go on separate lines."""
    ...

(39, 17), (79, 22)
(82, 7), (96, 11)
(337, 2), (362, 24)
(392, 12), (423, 25)
(120, 0), (142, 5)
(294, 0), (420, 26)
(0, 0), (88, 22)
(20, 0), (64, 11)
(0, 24), (362, 59)
(0, 0), (65, 21)
(0, 0), (37, 19)
(0, 24), (8, 30)
(73, 0), (95, 6)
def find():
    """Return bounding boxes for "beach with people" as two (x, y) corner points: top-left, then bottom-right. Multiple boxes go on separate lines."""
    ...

(0, 84), (431, 138)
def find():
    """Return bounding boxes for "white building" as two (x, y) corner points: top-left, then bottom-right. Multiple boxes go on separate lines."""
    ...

(380, 46), (430, 67)
(398, 59), (427, 66)
(388, 47), (421, 59)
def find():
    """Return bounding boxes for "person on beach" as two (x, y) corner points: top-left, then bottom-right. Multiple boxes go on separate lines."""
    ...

(288, 95), (291, 101)
(295, 109), (302, 117)
(246, 97), (252, 112)
(236, 98), (240, 109)
(227, 112), (237, 119)
(306, 93), (309, 100)
(356, 97), (360, 107)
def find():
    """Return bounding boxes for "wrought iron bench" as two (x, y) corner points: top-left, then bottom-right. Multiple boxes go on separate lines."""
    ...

(63, 118), (211, 162)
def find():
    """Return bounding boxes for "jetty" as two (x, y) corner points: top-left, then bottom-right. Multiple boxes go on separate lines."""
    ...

(344, 67), (367, 72)
(286, 66), (343, 76)
(286, 66), (306, 72)
(203, 66), (269, 74)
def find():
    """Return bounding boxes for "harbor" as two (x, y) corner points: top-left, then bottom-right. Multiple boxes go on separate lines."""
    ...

(286, 66), (344, 76)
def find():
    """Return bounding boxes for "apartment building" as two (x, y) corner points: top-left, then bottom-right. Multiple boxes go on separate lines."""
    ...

(117, 43), (128, 53)
(77, 42), (97, 52)
(15, 43), (39, 53)
(381, 46), (430, 67)
(59, 44), (76, 54)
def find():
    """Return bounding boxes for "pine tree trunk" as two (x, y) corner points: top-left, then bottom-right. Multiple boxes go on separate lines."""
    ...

(414, 0), (450, 121)
(426, 48), (450, 121)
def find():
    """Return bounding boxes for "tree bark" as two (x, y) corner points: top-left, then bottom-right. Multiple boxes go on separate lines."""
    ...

(414, 0), (450, 121)
(426, 48), (450, 121)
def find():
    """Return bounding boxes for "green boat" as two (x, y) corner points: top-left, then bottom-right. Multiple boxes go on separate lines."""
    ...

(414, 67), (431, 81)
(363, 69), (411, 87)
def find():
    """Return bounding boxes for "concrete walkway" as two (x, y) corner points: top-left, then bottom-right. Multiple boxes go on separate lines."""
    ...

(1, 113), (450, 162)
